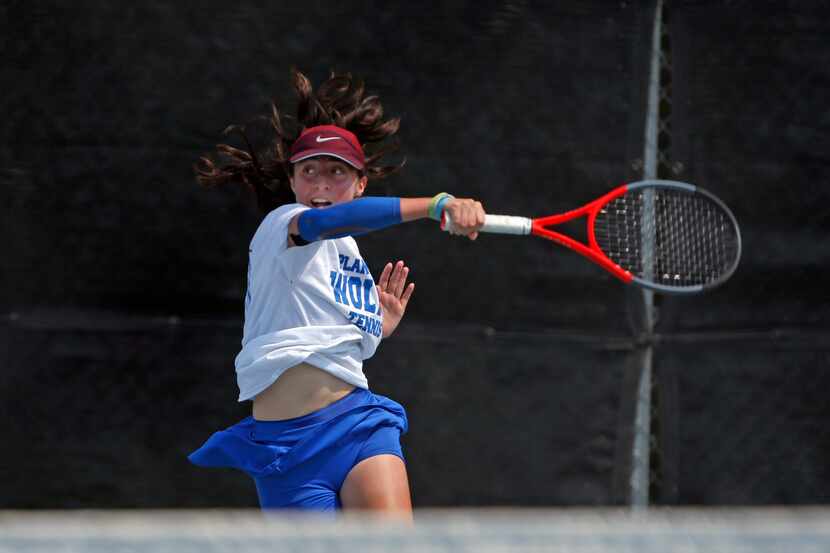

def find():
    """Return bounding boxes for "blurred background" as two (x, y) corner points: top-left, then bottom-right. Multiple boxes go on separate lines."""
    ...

(1, 0), (828, 511)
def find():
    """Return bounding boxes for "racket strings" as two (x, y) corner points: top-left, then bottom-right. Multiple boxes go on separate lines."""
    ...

(594, 188), (740, 288)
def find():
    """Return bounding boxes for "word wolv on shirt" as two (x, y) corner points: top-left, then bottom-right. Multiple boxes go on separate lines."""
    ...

(330, 254), (383, 338)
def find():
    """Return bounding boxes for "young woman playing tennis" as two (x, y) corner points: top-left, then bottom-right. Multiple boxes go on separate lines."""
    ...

(188, 69), (485, 516)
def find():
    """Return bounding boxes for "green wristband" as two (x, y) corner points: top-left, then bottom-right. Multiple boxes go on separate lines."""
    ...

(428, 192), (454, 221)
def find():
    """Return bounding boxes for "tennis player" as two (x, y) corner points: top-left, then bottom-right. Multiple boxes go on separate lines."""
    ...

(188, 69), (485, 516)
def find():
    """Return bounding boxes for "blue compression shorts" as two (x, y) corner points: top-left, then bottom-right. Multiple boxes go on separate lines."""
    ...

(188, 388), (408, 511)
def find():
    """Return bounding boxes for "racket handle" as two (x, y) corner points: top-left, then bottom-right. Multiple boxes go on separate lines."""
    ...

(442, 213), (532, 235)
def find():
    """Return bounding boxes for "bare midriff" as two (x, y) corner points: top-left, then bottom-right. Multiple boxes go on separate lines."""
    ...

(252, 362), (356, 421)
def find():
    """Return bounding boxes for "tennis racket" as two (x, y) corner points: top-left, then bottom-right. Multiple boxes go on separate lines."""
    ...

(443, 180), (742, 294)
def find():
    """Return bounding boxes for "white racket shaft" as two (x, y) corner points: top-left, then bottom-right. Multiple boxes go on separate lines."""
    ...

(442, 213), (532, 235)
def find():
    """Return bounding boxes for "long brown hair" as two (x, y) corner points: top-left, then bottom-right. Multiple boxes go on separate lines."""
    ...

(195, 69), (404, 213)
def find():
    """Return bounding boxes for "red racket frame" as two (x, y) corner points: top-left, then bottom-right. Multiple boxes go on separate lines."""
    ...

(531, 184), (632, 283)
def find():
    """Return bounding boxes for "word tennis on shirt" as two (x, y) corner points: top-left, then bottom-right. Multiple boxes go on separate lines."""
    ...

(347, 311), (383, 338)
(330, 254), (383, 337)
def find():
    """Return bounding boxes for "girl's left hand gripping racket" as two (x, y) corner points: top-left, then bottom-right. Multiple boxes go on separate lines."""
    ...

(443, 180), (742, 294)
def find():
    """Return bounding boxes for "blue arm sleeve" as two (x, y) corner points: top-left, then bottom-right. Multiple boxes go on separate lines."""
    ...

(297, 197), (402, 242)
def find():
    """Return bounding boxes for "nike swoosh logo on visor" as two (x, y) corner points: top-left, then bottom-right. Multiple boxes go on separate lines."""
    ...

(316, 136), (342, 143)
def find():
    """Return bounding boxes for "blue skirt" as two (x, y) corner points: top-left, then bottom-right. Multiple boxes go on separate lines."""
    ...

(188, 388), (408, 510)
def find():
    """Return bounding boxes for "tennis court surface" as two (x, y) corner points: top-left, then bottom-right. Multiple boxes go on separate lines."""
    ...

(3, 508), (830, 552)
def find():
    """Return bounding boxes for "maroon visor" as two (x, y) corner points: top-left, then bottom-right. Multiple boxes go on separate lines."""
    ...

(289, 125), (365, 170)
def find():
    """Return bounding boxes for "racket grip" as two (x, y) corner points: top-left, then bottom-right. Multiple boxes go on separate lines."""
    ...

(442, 213), (532, 235)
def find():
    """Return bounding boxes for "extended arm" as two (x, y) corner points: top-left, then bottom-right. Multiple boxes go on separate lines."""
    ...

(287, 196), (485, 246)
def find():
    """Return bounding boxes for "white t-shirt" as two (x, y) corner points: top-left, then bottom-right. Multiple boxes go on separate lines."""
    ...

(234, 203), (383, 401)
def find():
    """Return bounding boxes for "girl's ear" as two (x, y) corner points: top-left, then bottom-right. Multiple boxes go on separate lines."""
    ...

(354, 176), (368, 197)
(289, 176), (296, 193)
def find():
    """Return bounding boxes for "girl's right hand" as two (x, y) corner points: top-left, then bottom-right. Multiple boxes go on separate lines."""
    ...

(444, 198), (486, 240)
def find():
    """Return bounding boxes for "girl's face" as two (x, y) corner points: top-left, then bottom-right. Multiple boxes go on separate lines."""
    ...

(290, 157), (367, 208)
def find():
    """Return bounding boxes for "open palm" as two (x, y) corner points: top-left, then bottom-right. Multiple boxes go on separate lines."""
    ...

(377, 260), (415, 338)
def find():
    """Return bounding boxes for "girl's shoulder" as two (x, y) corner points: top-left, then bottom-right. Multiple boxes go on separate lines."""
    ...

(263, 202), (308, 225)
(257, 203), (307, 235)
(251, 203), (309, 253)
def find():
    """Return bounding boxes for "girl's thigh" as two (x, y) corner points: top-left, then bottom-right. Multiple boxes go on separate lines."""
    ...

(339, 454), (412, 517)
